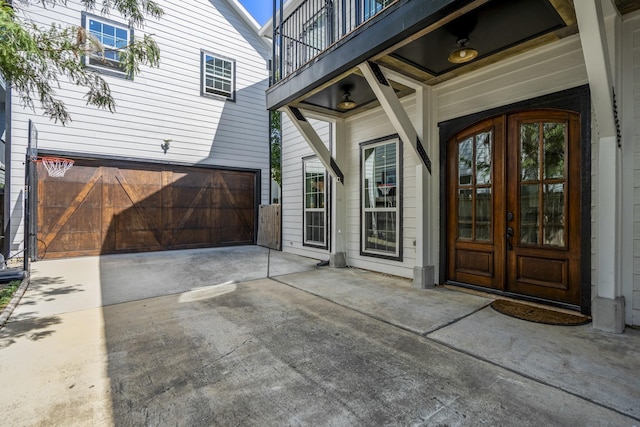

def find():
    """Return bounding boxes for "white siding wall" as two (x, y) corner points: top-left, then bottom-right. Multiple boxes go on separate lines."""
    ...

(282, 34), (592, 282)
(341, 98), (419, 277)
(281, 115), (331, 260)
(627, 13), (640, 325)
(9, 0), (271, 254)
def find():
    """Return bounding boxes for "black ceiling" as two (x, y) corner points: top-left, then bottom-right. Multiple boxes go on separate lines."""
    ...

(298, 0), (567, 114)
(392, 0), (566, 76)
(302, 74), (384, 113)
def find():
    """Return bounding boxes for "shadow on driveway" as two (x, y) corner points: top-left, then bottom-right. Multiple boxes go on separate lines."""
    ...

(1, 246), (639, 425)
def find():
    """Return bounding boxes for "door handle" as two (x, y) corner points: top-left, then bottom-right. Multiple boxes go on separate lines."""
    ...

(506, 226), (514, 250)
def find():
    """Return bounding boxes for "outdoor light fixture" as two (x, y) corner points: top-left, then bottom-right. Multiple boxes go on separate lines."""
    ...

(337, 91), (357, 110)
(161, 139), (171, 154)
(447, 38), (478, 64)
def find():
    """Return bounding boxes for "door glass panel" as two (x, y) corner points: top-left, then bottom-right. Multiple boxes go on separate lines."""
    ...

(543, 183), (565, 247)
(458, 189), (472, 239)
(459, 137), (473, 185)
(520, 123), (539, 181)
(476, 188), (491, 241)
(544, 123), (565, 179)
(456, 130), (492, 242)
(520, 184), (539, 244)
(476, 132), (491, 185)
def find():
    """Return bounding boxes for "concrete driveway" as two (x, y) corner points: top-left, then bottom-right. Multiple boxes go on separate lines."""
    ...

(1, 246), (639, 426)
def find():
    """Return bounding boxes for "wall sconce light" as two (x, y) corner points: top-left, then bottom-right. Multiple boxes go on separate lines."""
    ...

(161, 139), (171, 154)
(448, 38), (478, 64)
(337, 91), (357, 110)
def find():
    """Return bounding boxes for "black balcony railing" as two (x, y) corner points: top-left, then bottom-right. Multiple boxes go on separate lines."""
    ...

(271, 0), (395, 84)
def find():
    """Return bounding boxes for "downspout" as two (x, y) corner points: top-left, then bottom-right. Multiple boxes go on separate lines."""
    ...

(3, 81), (11, 261)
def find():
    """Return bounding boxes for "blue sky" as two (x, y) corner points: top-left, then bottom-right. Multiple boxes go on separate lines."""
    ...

(238, 0), (272, 26)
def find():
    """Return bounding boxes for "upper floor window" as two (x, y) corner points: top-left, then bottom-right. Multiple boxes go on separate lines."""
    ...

(361, 136), (402, 259)
(201, 51), (235, 100)
(83, 14), (131, 75)
(364, 0), (394, 20)
(303, 157), (327, 248)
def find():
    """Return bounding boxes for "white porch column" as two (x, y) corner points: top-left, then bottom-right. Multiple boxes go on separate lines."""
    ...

(331, 120), (347, 267)
(414, 84), (435, 288)
(575, 0), (624, 332)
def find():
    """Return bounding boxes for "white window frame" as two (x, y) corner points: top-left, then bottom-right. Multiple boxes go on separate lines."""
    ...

(360, 136), (402, 259)
(82, 13), (131, 76)
(201, 51), (236, 101)
(303, 157), (328, 248)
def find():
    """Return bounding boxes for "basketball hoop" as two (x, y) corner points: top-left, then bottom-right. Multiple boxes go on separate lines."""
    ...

(32, 156), (75, 178)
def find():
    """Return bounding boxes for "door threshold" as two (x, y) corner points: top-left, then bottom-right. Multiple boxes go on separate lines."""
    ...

(444, 281), (585, 315)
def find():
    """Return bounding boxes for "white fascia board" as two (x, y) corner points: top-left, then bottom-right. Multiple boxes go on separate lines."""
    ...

(225, 0), (272, 48)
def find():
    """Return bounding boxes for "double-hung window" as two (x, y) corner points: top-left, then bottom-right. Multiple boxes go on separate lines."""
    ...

(361, 136), (401, 259)
(303, 157), (327, 248)
(201, 51), (235, 100)
(83, 14), (131, 74)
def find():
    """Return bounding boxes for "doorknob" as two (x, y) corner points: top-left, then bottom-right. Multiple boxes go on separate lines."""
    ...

(507, 212), (514, 222)
(506, 226), (514, 250)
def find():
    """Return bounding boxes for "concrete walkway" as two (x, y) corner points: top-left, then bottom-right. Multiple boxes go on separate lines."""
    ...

(1, 246), (638, 426)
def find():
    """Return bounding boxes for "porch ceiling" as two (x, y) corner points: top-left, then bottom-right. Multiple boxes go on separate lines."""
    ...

(275, 0), (584, 118)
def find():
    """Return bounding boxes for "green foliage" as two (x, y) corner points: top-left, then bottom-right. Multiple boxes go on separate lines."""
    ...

(270, 110), (281, 186)
(0, 0), (163, 125)
(0, 280), (21, 311)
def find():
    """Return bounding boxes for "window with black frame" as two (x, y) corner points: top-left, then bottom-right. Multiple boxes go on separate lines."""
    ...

(201, 51), (235, 100)
(303, 157), (327, 248)
(361, 137), (401, 258)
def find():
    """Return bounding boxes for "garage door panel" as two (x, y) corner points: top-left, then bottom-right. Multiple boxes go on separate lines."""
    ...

(117, 207), (162, 229)
(62, 207), (102, 231)
(173, 190), (211, 209)
(37, 161), (256, 259)
(223, 191), (255, 209)
(118, 168), (162, 186)
(115, 230), (162, 250)
(45, 231), (103, 254)
(220, 212), (249, 228)
(219, 172), (254, 188)
(173, 170), (210, 189)
(172, 229), (215, 247)
(219, 226), (253, 244)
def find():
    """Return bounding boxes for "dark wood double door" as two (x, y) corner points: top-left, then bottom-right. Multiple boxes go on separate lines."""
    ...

(37, 160), (257, 259)
(447, 110), (581, 305)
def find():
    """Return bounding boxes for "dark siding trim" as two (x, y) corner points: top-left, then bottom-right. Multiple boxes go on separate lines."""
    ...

(369, 62), (389, 86)
(35, 150), (261, 175)
(416, 137), (432, 174)
(290, 107), (306, 122)
(330, 158), (344, 183)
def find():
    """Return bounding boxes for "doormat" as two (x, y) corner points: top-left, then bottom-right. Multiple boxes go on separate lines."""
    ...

(490, 299), (591, 326)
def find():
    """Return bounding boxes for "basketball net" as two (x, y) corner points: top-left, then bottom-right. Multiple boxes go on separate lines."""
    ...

(36, 157), (74, 178)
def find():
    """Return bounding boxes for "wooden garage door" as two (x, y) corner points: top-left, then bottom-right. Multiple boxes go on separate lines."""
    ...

(37, 160), (256, 259)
